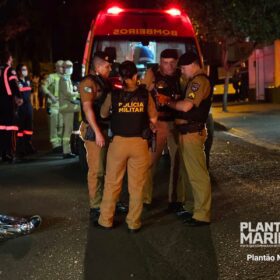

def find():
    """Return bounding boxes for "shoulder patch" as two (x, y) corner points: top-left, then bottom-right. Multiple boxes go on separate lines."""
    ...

(188, 92), (196, 100)
(191, 82), (200, 92)
(83, 86), (92, 93)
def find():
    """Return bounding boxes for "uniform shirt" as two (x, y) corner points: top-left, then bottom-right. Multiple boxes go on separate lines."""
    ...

(41, 73), (61, 105)
(0, 65), (21, 128)
(184, 69), (210, 108)
(79, 76), (99, 105)
(100, 89), (157, 120)
(18, 78), (32, 104)
(59, 75), (78, 108)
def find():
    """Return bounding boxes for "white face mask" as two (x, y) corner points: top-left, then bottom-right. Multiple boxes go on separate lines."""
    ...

(22, 70), (28, 77)
(65, 67), (73, 75)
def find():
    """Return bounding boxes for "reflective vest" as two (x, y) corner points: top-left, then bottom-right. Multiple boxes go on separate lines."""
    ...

(111, 85), (149, 137)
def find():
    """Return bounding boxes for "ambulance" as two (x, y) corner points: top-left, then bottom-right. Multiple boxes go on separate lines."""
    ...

(75, 6), (213, 170)
(82, 6), (203, 75)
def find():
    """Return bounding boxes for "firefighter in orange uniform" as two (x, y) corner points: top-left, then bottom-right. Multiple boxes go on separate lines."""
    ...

(0, 51), (23, 162)
(98, 61), (157, 232)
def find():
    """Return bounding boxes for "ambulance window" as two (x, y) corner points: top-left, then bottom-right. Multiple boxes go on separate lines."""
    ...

(92, 38), (196, 76)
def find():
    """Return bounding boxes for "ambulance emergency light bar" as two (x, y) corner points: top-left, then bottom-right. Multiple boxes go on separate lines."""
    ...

(107, 6), (182, 16)
(107, 6), (123, 14)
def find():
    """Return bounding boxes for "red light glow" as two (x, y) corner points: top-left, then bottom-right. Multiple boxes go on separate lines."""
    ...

(166, 8), (181, 16)
(107, 6), (123, 14)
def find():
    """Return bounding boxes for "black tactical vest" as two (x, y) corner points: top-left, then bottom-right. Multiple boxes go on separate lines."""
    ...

(81, 74), (111, 127)
(111, 85), (149, 137)
(151, 66), (183, 121)
(176, 73), (213, 124)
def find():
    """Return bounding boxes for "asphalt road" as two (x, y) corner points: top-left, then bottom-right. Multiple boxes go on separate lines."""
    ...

(0, 131), (280, 280)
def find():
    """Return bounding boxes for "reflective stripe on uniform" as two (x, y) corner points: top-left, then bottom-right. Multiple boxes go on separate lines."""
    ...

(19, 86), (32, 92)
(4, 66), (12, 96)
(8, 75), (18, 81)
(23, 130), (33, 135)
(0, 125), (19, 131)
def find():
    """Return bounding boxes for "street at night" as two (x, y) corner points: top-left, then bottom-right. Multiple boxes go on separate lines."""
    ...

(1, 1), (280, 279)
(0, 115), (280, 279)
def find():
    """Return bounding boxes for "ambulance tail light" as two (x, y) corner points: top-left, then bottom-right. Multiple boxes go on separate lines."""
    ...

(166, 8), (181, 16)
(107, 6), (123, 15)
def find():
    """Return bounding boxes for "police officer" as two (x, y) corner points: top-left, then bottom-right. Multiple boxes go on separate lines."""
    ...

(79, 51), (113, 223)
(16, 64), (36, 156)
(141, 49), (184, 210)
(0, 51), (22, 163)
(59, 60), (80, 158)
(98, 61), (157, 232)
(160, 51), (212, 226)
(41, 60), (64, 152)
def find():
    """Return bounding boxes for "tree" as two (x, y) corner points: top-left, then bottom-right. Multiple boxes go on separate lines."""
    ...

(179, 0), (280, 111)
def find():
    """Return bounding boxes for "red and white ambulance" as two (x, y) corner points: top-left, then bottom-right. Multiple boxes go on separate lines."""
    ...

(82, 6), (203, 75)
(75, 6), (213, 169)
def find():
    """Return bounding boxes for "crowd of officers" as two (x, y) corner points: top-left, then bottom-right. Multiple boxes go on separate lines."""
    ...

(79, 49), (212, 232)
(0, 48), (212, 232)
(0, 50), (80, 162)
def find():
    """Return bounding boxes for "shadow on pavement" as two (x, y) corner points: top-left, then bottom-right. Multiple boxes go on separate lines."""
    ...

(83, 157), (218, 280)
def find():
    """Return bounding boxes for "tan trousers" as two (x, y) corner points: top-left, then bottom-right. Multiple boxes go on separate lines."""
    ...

(99, 136), (149, 230)
(179, 129), (211, 222)
(143, 121), (184, 204)
(49, 106), (63, 148)
(80, 122), (108, 209)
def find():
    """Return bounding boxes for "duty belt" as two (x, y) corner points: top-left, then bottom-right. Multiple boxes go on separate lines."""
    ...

(176, 122), (205, 134)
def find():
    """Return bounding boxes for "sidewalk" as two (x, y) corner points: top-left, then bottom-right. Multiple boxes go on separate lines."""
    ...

(212, 102), (280, 151)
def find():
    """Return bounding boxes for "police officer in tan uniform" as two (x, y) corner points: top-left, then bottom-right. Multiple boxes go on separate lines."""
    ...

(98, 61), (157, 232)
(79, 52), (113, 223)
(159, 51), (212, 226)
(141, 49), (185, 211)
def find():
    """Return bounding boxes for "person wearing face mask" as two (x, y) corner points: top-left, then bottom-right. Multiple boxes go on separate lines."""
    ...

(59, 60), (80, 159)
(16, 64), (36, 156)
(41, 60), (64, 153)
(0, 50), (23, 163)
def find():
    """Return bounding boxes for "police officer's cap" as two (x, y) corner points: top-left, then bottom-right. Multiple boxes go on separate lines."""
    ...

(94, 51), (111, 63)
(119, 61), (137, 79)
(56, 60), (64, 67)
(160, 49), (178, 60)
(178, 51), (199, 66)
(63, 60), (73, 67)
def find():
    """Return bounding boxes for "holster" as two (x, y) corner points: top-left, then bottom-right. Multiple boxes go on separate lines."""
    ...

(176, 122), (205, 135)
(79, 122), (95, 141)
